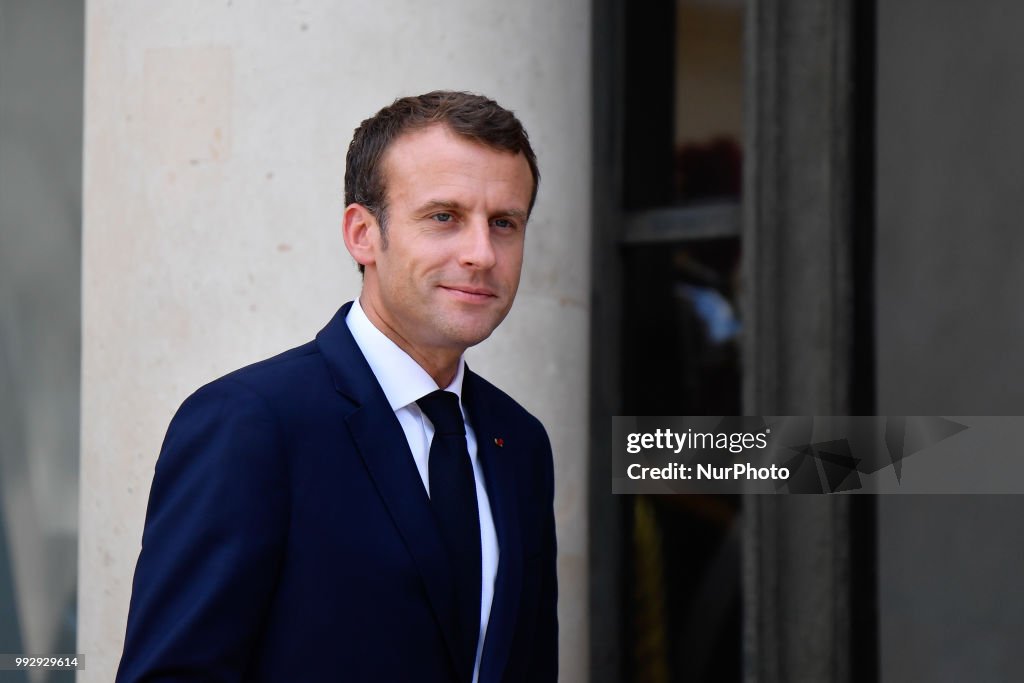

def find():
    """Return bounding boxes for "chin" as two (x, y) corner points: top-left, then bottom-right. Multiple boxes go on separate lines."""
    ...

(439, 319), (501, 349)
(453, 328), (497, 349)
(431, 301), (513, 345)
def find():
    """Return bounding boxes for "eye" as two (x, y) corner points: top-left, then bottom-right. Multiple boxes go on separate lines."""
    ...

(492, 217), (518, 230)
(432, 212), (454, 223)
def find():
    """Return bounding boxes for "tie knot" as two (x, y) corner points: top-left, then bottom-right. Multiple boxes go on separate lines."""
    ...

(416, 390), (465, 436)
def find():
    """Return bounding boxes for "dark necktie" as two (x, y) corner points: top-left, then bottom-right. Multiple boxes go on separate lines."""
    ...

(416, 390), (482, 677)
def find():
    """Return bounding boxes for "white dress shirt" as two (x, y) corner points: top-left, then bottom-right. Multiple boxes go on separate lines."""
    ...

(346, 298), (498, 683)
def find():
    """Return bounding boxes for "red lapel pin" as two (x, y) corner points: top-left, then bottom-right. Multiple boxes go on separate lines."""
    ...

(494, 437), (504, 448)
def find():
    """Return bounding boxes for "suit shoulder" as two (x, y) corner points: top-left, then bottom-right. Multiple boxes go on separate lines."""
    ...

(158, 341), (330, 480)
(185, 340), (326, 406)
(465, 370), (548, 437)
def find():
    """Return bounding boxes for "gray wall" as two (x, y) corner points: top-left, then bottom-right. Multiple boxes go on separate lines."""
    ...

(0, 0), (83, 673)
(877, 1), (1024, 680)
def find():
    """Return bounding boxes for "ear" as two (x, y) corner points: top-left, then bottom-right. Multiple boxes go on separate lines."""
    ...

(343, 203), (380, 269)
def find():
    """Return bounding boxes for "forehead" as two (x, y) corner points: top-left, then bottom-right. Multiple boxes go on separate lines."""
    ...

(380, 124), (533, 209)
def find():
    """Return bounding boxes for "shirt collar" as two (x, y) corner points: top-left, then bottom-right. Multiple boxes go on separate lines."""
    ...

(345, 297), (466, 411)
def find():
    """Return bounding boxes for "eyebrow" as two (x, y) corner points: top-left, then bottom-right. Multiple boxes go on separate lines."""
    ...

(417, 199), (528, 221)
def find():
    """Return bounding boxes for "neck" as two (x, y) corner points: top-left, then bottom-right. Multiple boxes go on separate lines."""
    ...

(358, 296), (462, 389)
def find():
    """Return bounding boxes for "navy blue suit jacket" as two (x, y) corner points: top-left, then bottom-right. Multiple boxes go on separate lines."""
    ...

(116, 303), (558, 682)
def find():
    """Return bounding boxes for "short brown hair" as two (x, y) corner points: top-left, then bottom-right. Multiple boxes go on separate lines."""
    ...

(345, 91), (540, 254)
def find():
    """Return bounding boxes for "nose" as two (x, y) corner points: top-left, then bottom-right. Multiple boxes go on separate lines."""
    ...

(458, 218), (497, 270)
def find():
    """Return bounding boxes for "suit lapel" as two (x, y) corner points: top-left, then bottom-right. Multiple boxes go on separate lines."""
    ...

(316, 303), (468, 682)
(464, 371), (524, 683)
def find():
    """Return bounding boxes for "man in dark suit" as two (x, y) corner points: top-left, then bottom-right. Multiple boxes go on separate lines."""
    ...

(116, 91), (557, 683)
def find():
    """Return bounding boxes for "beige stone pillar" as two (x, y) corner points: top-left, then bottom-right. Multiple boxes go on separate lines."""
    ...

(80, 1), (590, 680)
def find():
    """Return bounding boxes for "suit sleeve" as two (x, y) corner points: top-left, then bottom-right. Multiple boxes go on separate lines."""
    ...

(529, 426), (559, 682)
(116, 378), (290, 683)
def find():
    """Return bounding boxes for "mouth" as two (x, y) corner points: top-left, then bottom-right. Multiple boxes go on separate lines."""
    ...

(439, 285), (498, 302)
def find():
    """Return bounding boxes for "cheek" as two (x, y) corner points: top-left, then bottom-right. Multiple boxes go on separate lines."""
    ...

(380, 243), (424, 280)
(385, 252), (442, 300)
(396, 241), (447, 273)
(500, 246), (525, 280)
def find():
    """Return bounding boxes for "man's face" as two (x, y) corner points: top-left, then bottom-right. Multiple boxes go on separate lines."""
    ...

(359, 124), (534, 358)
